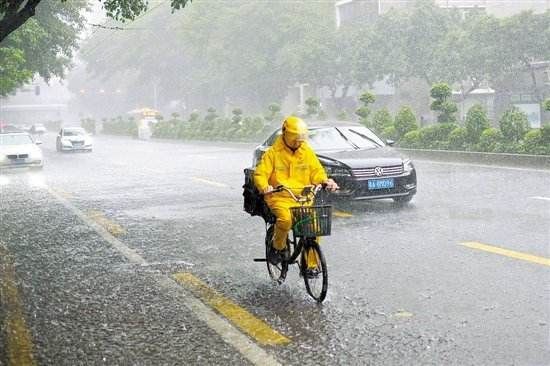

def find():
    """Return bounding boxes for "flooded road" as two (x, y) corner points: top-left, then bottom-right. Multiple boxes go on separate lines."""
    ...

(1, 133), (549, 365)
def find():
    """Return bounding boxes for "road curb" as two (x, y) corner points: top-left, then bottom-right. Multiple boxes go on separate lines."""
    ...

(397, 148), (550, 170)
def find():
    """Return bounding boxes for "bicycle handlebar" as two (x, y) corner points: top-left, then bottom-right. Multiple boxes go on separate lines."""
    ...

(266, 184), (325, 203)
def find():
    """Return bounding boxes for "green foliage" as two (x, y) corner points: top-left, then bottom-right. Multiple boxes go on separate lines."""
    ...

(0, 1), (85, 95)
(370, 109), (393, 136)
(356, 91), (376, 126)
(418, 123), (457, 149)
(399, 130), (422, 149)
(540, 124), (550, 145)
(394, 106), (418, 139)
(305, 97), (320, 118)
(430, 83), (458, 123)
(465, 104), (490, 144)
(0, 48), (32, 96)
(102, 116), (138, 137)
(519, 129), (548, 155)
(264, 103), (282, 123)
(499, 107), (529, 143)
(448, 127), (468, 150)
(232, 108), (243, 124)
(543, 99), (550, 112)
(477, 128), (503, 152)
(337, 110), (349, 121)
(381, 126), (398, 141)
(205, 107), (218, 122)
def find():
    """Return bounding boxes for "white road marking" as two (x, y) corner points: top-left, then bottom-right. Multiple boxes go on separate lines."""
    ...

(192, 177), (229, 188)
(415, 159), (550, 173)
(529, 196), (550, 202)
(46, 187), (282, 366)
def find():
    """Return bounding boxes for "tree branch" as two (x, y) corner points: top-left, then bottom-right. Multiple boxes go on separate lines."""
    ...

(0, 0), (42, 43)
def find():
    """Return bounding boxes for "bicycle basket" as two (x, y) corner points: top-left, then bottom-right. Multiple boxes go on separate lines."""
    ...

(290, 205), (332, 237)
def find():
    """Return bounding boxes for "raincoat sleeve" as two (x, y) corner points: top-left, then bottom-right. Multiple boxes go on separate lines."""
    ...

(253, 149), (273, 192)
(309, 150), (328, 185)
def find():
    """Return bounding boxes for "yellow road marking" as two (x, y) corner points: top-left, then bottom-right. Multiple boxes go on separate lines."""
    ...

(173, 272), (290, 346)
(0, 245), (37, 366)
(192, 177), (229, 188)
(461, 242), (550, 267)
(393, 311), (414, 318)
(87, 210), (126, 237)
(333, 210), (353, 218)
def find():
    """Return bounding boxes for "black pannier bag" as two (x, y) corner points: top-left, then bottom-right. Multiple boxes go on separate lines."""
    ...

(243, 168), (267, 217)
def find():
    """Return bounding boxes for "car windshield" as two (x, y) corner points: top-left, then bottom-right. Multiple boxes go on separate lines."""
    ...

(339, 126), (385, 149)
(307, 128), (356, 151)
(0, 134), (33, 145)
(64, 128), (86, 136)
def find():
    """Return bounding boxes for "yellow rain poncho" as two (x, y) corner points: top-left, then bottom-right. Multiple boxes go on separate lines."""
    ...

(254, 135), (327, 268)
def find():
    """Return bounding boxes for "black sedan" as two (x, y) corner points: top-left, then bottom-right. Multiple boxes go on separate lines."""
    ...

(249, 123), (417, 203)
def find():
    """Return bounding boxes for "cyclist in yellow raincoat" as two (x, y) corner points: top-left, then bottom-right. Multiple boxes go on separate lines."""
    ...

(254, 116), (339, 269)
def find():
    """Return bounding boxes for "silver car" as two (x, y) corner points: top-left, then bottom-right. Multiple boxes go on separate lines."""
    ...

(0, 132), (44, 170)
(56, 127), (93, 152)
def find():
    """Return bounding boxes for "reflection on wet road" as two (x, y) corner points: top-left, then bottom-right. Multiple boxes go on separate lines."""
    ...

(1, 134), (549, 365)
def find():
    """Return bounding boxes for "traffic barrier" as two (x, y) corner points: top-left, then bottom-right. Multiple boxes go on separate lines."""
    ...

(397, 148), (550, 170)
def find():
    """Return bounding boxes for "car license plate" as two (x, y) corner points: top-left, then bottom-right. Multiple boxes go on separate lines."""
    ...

(368, 178), (394, 190)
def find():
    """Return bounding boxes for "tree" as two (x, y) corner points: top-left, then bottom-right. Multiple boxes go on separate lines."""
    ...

(430, 83), (458, 124)
(370, 108), (393, 136)
(464, 104), (490, 144)
(543, 99), (550, 112)
(499, 107), (529, 143)
(0, 0), (85, 96)
(355, 91), (376, 127)
(0, 0), (193, 42)
(394, 106), (418, 140)
(305, 97), (320, 119)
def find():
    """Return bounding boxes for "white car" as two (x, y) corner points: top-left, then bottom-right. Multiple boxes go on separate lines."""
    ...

(0, 132), (44, 170)
(56, 127), (93, 152)
(29, 123), (47, 134)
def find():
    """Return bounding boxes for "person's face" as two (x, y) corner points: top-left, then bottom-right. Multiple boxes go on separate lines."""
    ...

(284, 131), (307, 149)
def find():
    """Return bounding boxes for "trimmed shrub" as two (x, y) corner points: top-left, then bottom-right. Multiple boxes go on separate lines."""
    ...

(417, 123), (457, 149)
(519, 129), (546, 155)
(430, 83), (458, 123)
(448, 127), (468, 150)
(400, 130), (422, 149)
(371, 108), (393, 136)
(477, 128), (502, 152)
(499, 107), (529, 143)
(465, 104), (490, 144)
(381, 125), (398, 141)
(394, 106), (418, 139)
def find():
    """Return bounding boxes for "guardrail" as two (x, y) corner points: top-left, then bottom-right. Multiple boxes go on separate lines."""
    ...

(397, 148), (550, 170)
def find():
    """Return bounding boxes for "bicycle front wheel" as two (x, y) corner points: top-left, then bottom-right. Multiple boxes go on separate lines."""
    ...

(301, 241), (328, 303)
(266, 225), (288, 283)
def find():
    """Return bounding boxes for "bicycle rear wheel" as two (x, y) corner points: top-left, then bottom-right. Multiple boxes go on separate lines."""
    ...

(301, 241), (328, 303)
(266, 225), (288, 283)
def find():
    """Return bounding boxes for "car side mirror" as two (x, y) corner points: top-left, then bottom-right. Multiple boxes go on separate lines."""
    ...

(386, 139), (395, 146)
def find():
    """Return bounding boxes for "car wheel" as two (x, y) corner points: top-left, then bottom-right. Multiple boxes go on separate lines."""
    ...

(393, 195), (413, 204)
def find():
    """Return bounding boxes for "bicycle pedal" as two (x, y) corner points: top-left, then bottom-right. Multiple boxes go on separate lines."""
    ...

(253, 258), (267, 262)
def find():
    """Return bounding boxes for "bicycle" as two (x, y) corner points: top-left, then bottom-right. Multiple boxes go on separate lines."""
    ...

(254, 184), (332, 303)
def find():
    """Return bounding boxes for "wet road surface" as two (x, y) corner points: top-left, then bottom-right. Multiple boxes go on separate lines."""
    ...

(1, 133), (549, 365)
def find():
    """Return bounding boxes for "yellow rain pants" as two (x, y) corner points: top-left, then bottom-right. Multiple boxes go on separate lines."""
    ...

(254, 136), (328, 268)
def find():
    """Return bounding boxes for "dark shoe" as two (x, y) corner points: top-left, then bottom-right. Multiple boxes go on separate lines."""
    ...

(304, 268), (321, 279)
(268, 247), (288, 265)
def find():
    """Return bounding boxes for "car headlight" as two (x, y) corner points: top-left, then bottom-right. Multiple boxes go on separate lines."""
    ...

(0, 155), (6, 163)
(325, 165), (352, 177)
(404, 159), (414, 173)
